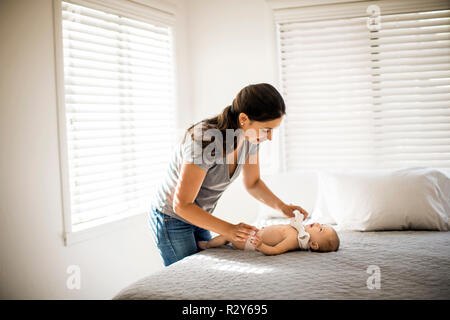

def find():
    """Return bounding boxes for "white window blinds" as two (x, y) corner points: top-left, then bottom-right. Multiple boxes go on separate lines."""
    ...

(60, 1), (176, 228)
(276, 0), (450, 171)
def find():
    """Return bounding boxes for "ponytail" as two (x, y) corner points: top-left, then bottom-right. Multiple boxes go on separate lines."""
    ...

(182, 104), (240, 157)
(182, 83), (286, 155)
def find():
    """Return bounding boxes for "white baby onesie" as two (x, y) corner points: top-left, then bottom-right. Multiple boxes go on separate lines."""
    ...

(290, 210), (310, 250)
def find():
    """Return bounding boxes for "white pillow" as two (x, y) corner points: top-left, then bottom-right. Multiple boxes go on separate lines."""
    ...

(312, 167), (450, 231)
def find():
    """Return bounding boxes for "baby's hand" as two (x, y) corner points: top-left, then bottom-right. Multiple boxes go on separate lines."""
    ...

(250, 235), (263, 249)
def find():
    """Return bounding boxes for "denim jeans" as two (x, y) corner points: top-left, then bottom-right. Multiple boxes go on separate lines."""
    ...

(149, 208), (212, 267)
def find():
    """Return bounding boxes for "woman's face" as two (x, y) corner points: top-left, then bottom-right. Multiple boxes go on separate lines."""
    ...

(239, 115), (284, 144)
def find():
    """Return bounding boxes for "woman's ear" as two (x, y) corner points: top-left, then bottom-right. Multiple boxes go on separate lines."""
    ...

(238, 113), (248, 124)
(309, 241), (319, 251)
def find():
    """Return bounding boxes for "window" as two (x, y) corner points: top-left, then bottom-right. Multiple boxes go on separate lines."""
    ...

(273, 0), (450, 171)
(54, 0), (177, 241)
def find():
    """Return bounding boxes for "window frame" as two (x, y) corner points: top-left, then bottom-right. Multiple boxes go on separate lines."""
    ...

(52, 0), (177, 246)
(269, 0), (450, 172)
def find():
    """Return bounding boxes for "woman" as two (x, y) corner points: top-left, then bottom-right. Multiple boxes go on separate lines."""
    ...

(149, 83), (309, 266)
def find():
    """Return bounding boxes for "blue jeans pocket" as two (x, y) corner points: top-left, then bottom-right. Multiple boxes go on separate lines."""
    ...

(149, 208), (164, 246)
(149, 208), (199, 266)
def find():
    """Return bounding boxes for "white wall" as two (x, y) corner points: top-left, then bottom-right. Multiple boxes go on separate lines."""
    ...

(0, 0), (281, 299)
(187, 0), (278, 121)
(185, 0), (281, 225)
(0, 0), (191, 299)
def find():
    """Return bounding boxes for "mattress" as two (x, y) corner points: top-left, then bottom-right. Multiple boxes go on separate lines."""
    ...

(114, 229), (450, 300)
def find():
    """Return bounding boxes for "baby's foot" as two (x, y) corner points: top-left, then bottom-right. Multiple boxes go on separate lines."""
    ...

(197, 241), (208, 250)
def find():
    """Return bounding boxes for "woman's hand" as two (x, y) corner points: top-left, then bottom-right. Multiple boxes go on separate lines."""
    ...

(227, 222), (259, 243)
(280, 203), (309, 219)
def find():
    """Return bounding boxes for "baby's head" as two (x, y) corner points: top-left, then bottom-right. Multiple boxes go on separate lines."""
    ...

(304, 223), (340, 252)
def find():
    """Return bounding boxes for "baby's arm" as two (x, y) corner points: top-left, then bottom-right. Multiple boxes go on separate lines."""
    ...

(197, 234), (229, 250)
(254, 234), (299, 256)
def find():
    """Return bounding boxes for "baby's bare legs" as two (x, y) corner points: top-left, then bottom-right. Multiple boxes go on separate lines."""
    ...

(197, 235), (229, 250)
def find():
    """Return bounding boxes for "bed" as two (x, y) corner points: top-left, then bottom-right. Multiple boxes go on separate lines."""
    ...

(114, 168), (449, 299)
(113, 225), (450, 300)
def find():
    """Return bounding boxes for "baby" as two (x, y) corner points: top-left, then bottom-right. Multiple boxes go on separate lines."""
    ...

(197, 211), (340, 255)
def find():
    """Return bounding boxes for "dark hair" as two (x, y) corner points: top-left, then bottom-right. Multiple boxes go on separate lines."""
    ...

(182, 83), (286, 155)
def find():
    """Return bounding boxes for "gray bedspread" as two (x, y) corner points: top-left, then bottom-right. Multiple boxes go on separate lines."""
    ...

(114, 230), (450, 299)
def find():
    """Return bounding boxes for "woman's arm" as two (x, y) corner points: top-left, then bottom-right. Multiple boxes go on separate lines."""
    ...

(242, 151), (309, 218)
(242, 151), (285, 212)
(173, 162), (258, 242)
